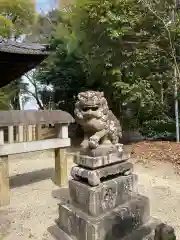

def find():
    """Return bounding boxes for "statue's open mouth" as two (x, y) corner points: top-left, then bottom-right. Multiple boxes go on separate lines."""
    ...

(82, 105), (99, 112)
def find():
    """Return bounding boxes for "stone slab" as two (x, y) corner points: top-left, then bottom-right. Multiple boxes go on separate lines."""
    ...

(48, 225), (73, 240)
(57, 195), (150, 240)
(79, 144), (124, 157)
(71, 161), (133, 186)
(74, 152), (130, 169)
(48, 219), (161, 240)
(69, 174), (138, 216)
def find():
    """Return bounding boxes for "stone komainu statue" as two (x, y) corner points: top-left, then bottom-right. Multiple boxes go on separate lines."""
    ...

(154, 223), (176, 240)
(74, 91), (122, 149)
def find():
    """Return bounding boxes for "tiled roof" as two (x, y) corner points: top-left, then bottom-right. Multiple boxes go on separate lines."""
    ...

(0, 37), (50, 87)
(0, 37), (49, 55)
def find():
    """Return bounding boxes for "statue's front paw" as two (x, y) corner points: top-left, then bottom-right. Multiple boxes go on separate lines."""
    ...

(80, 139), (89, 149)
(89, 136), (99, 149)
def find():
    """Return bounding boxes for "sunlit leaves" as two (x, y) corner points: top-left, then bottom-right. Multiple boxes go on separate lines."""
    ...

(36, 0), (180, 135)
(0, 14), (12, 37)
(0, 0), (36, 38)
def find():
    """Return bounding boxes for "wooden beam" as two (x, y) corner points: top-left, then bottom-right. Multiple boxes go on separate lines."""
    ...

(0, 138), (71, 156)
(32, 125), (36, 140)
(35, 124), (41, 140)
(54, 148), (68, 187)
(0, 110), (74, 126)
(8, 126), (14, 143)
(0, 128), (4, 144)
(0, 128), (10, 206)
(56, 124), (69, 139)
(54, 124), (69, 187)
(18, 125), (24, 142)
(27, 125), (33, 141)
(0, 155), (9, 206)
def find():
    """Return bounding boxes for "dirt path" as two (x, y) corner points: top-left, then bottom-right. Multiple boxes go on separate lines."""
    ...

(1, 151), (180, 239)
(1, 151), (60, 240)
(133, 159), (180, 238)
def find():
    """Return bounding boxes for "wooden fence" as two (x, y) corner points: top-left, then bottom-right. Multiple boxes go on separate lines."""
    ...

(3, 125), (41, 143)
(0, 110), (74, 207)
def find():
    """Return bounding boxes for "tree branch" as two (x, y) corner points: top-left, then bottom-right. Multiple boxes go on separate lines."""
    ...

(139, 0), (180, 81)
(22, 89), (44, 110)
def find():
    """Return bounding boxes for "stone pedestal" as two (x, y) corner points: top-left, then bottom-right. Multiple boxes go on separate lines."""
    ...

(57, 195), (150, 240)
(56, 146), (171, 240)
(69, 174), (138, 216)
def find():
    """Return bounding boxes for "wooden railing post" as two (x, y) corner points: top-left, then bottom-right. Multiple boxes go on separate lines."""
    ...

(27, 125), (33, 141)
(32, 125), (36, 141)
(18, 125), (24, 143)
(35, 124), (41, 140)
(8, 126), (14, 143)
(54, 124), (69, 187)
(0, 128), (10, 206)
(23, 125), (27, 142)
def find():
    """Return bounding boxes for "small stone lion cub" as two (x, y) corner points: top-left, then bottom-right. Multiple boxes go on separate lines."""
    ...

(154, 223), (176, 240)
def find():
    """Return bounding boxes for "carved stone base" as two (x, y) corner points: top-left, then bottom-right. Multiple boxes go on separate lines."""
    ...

(71, 161), (133, 186)
(69, 174), (138, 216)
(57, 195), (150, 240)
(79, 144), (122, 157)
(74, 152), (130, 169)
(50, 218), (159, 240)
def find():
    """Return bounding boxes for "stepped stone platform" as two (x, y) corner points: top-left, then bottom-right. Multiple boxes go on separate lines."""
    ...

(55, 146), (177, 240)
(55, 90), (176, 240)
(57, 194), (150, 240)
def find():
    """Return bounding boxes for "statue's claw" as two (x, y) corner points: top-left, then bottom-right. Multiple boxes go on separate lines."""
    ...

(89, 135), (99, 149)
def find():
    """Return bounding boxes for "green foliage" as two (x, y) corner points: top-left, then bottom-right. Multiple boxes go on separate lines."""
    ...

(0, 14), (12, 37)
(0, 0), (36, 38)
(37, 43), (88, 114)
(37, 0), (180, 136)
(0, 0), (36, 110)
(0, 80), (24, 110)
(28, 9), (64, 43)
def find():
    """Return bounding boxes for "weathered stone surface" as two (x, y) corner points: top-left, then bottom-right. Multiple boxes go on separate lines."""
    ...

(122, 218), (161, 240)
(74, 91), (122, 150)
(69, 174), (138, 216)
(154, 223), (176, 240)
(48, 225), (72, 240)
(71, 161), (133, 186)
(79, 144), (124, 158)
(74, 151), (130, 169)
(57, 195), (150, 240)
(54, 90), (175, 240)
(0, 110), (74, 126)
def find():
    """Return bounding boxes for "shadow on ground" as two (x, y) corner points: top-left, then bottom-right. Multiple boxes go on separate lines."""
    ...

(48, 224), (71, 240)
(52, 187), (70, 201)
(10, 168), (54, 188)
(48, 188), (71, 240)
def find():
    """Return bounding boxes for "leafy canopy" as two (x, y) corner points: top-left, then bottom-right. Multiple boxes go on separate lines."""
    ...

(37, 0), (180, 136)
(0, 0), (36, 38)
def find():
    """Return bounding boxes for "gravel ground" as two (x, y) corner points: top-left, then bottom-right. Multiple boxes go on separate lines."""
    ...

(1, 150), (180, 239)
(134, 158), (180, 238)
